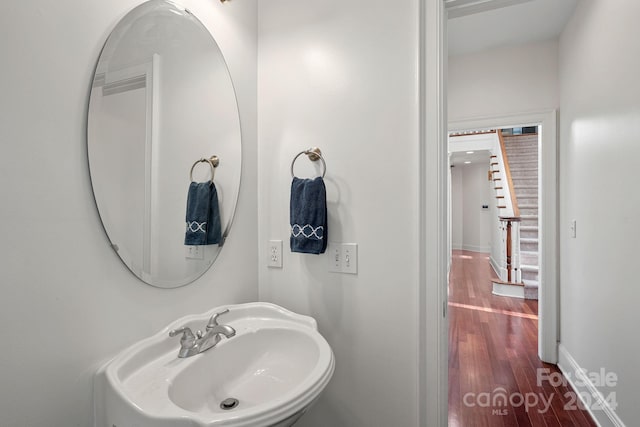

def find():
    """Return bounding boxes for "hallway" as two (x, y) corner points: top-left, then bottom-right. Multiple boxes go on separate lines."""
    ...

(448, 250), (596, 427)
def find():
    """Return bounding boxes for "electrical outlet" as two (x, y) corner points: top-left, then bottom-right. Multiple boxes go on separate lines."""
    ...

(185, 245), (204, 260)
(268, 240), (283, 268)
(342, 243), (358, 274)
(570, 220), (577, 238)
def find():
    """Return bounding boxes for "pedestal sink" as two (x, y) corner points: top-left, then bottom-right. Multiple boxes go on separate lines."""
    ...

(94, 302), (335, 427)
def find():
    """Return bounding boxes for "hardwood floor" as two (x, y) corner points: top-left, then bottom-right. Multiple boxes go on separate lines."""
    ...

(448, 250), (596, 427)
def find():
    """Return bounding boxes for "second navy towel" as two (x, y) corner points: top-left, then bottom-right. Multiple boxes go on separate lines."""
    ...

(290, 177), (327, 254)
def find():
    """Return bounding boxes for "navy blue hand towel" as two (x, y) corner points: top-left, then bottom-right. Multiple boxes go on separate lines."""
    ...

(185, 182), (222, 246)
(290, 177), (327, 254)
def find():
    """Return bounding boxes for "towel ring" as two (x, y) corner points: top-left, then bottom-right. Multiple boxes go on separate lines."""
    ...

(290, 147), (326, 178)
(190, 155), (219, 183)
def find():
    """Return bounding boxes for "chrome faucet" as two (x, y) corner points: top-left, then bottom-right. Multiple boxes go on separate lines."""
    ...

(169, 309), (236, 358)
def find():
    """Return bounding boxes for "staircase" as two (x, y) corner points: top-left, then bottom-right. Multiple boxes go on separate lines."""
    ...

(503, 134), (539, 300)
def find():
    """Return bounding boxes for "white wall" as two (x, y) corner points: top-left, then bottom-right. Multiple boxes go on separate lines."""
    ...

(451, 166), (464, 249)
(461, 162), (492, 252)
(258, 0), (420, 425)
(448, 39), (559, 121)
(451, 162), (492, 252)
(0, 1), (258, 426)
(558, 1), (640, 424)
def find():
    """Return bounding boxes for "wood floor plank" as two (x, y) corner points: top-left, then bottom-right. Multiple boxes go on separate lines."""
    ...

(448, 250), (597, 427)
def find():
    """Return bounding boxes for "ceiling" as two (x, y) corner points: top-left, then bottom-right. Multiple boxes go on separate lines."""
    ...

(447, 0), (578, 56)
(450, 150), (491, 167)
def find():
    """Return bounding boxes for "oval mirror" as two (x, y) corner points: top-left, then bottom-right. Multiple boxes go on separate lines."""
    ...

(87, 0), (242, 288)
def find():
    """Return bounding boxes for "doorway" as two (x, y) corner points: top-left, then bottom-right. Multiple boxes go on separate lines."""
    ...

(449, 113), (558, 363)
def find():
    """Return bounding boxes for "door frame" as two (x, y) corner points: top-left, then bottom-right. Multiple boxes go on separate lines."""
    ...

(448, 110), (559, 364)
(419, 1), (448, 426)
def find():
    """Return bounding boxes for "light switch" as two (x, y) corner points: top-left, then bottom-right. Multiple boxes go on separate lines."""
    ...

(342, 243), (358, 274)
(328, 243), (341, 272)
(328, 242), (358, 274)
(570, 220), (576, 238)
(185, 245), (204, 260)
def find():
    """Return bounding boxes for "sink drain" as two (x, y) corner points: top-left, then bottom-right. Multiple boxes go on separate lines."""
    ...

(220, 397), (239, 410)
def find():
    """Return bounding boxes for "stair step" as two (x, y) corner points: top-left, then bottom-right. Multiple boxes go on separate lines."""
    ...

(506, 145), (538, 150)
(521, 238), (538, 251)
(512, 179), (538, 187)
(510, 169), (538, 175)
(520, 226), (539, 239)
(508, 159), (538, 166)
(521, 250), (539, 265)
(511, 172), (538, 179)
(517, 199), (538, 205)
(521, 264), (539, 272)
(506, 147), (538, 152)
(523, 280), (539, 300)
(504, 147), (538, 153)
(520, 209), (539, 217)
(514, 187), (538, 194)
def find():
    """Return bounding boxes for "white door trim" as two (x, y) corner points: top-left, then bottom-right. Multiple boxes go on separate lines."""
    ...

(419, 0), (448, 426)
(448, 110), (559, 364)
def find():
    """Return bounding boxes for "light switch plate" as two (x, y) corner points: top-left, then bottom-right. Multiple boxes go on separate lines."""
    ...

(570, 220), (577, 238)
(328, 242), (358, 274)
(342, 243), (358, 274)
(328, 243), (341, 273)
(185, 245), (204, 260)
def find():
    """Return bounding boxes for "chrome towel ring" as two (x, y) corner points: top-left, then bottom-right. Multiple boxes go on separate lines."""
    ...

(291, 147), (326, 178)
(190, 155), (219, 183)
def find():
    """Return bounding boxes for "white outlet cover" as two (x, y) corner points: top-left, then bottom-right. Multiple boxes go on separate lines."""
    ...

(268, 240), (283, 268)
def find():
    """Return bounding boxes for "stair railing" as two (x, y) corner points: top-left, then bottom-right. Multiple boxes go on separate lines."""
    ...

(499, 217), (521, 282)
(491, 131), (521, 283)
(497, 130), (520, 217)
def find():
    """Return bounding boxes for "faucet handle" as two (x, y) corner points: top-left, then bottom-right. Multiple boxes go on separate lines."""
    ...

(169, 327), (198, 357)
(169, 326), (196, 342)
(207, 308), (230, 329)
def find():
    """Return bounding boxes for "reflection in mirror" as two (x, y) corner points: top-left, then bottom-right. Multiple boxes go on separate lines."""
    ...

(88, 0), (242, 288)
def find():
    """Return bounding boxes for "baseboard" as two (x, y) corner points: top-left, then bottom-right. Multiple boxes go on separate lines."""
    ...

(461, 244), (490, 253)
(489, 256), (502, 278)
(491, 281), (524, 298)
(557, 344), (626, 427)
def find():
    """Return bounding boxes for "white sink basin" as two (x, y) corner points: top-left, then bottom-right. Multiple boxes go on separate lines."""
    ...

(94, 302), (335, 427)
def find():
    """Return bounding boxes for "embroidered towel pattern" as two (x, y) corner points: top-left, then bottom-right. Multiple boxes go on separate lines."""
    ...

(290, 176), (327, 254)
(184, 181), (222, 246)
